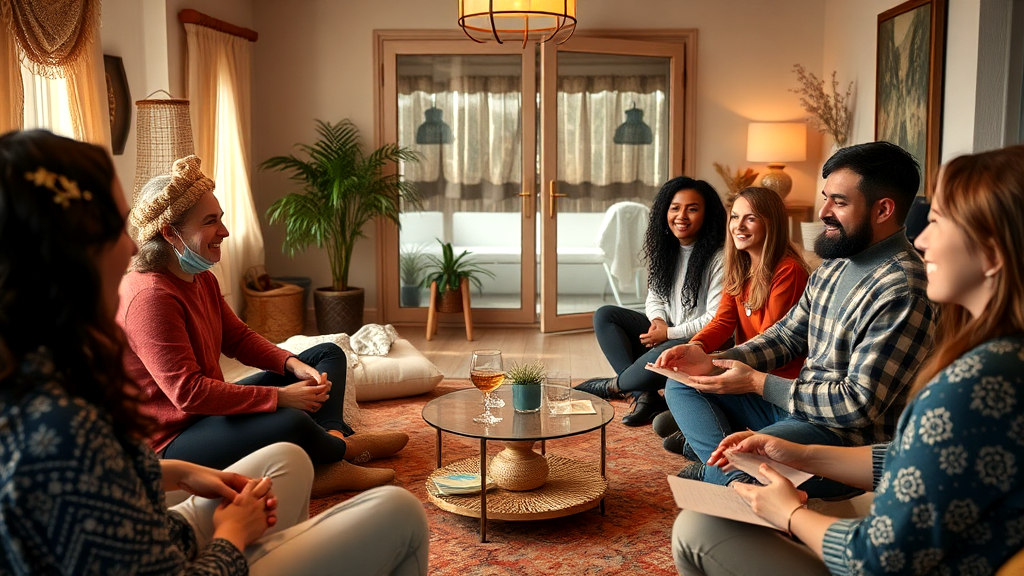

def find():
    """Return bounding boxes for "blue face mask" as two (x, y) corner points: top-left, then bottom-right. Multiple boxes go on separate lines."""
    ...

(171, 229), (216, 275)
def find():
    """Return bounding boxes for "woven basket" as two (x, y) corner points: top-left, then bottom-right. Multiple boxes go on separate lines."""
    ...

(438, 288), (463, 313)
(241, 280), (304, 343)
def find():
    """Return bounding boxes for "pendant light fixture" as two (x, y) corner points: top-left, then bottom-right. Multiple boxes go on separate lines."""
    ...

(415, 95), (454, 145)
(613, 103), (653, 145)
(458, 0), (577, 48)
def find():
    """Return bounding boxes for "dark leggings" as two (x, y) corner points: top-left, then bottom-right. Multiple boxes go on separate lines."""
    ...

(592, 305), (689, 397)
(162, 343), (354, 470)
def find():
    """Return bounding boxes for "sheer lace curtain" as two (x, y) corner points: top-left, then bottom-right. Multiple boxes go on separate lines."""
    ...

(397, 74), (667, 213)
(184, 23), (264, 313)
(0, 0), (110, 147)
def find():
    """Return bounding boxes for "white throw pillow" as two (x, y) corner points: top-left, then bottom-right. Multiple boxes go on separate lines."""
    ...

(350, 339), (443, 401)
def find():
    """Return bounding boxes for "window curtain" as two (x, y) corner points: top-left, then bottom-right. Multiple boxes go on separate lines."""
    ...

(184, 23), (263, 313)
(397, 74), (666, 214)
(399, 75), (523, 212)
(0, 0), (109, 147)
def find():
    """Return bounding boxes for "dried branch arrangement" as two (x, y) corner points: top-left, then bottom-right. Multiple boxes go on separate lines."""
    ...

(713, 162), (758, 205)
(790, 64), (853, 147)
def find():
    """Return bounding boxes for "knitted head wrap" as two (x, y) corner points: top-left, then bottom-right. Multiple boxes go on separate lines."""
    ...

(128, 155), (214, 243)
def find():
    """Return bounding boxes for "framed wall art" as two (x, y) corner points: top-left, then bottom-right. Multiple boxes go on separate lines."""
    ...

(104, 55), (131, 155)
(876, 0), (947, 195)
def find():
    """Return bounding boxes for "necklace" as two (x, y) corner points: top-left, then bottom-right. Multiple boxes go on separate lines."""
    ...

(743, 302), (752, 317)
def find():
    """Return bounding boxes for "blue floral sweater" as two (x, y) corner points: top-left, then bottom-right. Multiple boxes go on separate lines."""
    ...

(821, 336), (1024, 575)
(0, 352), (247, 575)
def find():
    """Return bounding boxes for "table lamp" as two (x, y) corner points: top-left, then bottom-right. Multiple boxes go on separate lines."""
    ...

(746, 122), (807, 200)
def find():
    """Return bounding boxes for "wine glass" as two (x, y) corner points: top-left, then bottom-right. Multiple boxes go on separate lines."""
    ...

(470, 349), (504, 425)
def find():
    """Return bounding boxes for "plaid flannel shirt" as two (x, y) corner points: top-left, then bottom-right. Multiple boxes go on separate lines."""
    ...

(719, 234), (934, 445)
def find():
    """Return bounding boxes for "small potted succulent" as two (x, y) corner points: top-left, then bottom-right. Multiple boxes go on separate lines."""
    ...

(506, 359), (545, 413)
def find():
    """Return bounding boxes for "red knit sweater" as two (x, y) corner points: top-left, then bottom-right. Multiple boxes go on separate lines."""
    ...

(117, 270), (292, 452)
(690, 256), (808, 379)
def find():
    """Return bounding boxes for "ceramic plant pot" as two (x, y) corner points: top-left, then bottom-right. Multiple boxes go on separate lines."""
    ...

(512, 384), (542, 413)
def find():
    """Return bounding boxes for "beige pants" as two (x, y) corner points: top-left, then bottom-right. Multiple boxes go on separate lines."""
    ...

(172, 442), (429, 576)
(672, 510), (832, 576)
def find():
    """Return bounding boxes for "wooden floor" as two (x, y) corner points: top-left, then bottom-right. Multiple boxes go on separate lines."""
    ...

(401, 325), (614, 380)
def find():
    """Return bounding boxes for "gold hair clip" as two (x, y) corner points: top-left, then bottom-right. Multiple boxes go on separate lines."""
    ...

(24, 167), (93, 208)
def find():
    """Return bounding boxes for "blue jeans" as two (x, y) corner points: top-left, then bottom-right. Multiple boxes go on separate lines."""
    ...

(592, 305), (688, 397)
(664, 378), (860, 499)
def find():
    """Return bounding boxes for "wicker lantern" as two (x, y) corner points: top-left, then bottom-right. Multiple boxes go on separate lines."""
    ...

(133, 99), (195, 199)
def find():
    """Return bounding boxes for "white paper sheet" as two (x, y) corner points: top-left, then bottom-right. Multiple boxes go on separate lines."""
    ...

(568, 399), (597, 414)
(724, 451), (814, 487)
(666, 475), (779, 530)
(644, 362), (693, 384)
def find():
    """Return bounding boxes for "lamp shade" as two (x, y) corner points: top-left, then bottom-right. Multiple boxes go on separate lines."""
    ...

(458, 0), (577, 46)
(613, 106), (653, 145)
(746, 122), (807, 163)
(133, 99), (195, 199)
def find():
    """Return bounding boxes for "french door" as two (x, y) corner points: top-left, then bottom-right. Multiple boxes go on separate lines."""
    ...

(375, 31), (691, 332)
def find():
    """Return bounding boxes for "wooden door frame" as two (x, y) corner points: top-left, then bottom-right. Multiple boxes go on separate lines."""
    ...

(539, 33), (692, 333)
(374, 31), (538, 327)
(373, 30), (697, 330)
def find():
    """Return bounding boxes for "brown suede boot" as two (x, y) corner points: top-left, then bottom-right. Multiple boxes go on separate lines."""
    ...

(329, 431), (410, 464)
(310, 461), (395, 498)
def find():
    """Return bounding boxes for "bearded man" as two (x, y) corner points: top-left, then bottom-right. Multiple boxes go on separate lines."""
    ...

(656, 141), (935, 498)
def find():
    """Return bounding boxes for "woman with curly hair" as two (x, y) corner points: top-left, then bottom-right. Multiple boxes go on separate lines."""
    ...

(577, 176), (727, 425)
(672, 145), (1024, 576)
(0, 130), (428, 575)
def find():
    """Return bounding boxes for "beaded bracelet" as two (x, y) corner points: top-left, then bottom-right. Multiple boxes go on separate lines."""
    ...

(786, 503), (807, 538)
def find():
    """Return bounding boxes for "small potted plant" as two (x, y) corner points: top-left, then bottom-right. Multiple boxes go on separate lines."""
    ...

(399, 244), (428, 307)
(421, 240), (495, 313)
(506, 359), (545, 413)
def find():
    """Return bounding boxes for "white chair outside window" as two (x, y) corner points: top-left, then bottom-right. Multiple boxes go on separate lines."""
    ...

(596, 202), (650, 306)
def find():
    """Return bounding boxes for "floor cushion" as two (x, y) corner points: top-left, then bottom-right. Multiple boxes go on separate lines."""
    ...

(351, 338), (443, 401)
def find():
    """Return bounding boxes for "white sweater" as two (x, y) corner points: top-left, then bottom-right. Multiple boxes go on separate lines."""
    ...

(644, 246), (725, 340)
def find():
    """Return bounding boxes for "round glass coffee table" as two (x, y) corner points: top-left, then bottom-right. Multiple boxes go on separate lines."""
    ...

(421, 386), (614, 542)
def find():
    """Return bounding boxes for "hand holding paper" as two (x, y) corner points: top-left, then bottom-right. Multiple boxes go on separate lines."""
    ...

(723, 450), (813, 487)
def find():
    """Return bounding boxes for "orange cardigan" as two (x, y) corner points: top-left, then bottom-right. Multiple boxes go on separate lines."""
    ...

(690, 256), (808, 379)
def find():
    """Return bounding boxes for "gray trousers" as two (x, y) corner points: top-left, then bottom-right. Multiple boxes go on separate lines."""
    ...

(672, 510), (832, 576)
(172, 442), (429, 576)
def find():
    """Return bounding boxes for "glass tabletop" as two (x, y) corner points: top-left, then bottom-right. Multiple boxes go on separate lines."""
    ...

(421, 386), (615, 441)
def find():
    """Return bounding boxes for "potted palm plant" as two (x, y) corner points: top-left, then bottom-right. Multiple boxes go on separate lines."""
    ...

(421, 240), (495, 313)
(262, 119), (420, 335)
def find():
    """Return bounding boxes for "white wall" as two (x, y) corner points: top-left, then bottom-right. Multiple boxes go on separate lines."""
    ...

(819, 0), (984, 217)
(250, 0), (827, 315)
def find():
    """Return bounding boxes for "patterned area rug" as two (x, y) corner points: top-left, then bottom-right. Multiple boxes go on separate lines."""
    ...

(311, 380), (689, 575)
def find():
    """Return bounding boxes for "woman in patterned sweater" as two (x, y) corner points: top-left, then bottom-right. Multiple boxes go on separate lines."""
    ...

(671, 144), (1024, 575)
(0, 130), (429, 575)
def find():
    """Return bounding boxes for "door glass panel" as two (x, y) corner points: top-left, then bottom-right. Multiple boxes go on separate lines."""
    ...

(396, 54), (524, 309)
(554, 53), (670, 315)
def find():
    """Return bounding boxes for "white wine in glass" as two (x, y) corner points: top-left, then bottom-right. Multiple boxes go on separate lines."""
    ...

(470, 349), (504, 425)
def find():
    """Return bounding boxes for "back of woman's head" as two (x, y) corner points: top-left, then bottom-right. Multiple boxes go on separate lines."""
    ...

(0, 130), (147, 434)
(724, 187), (808, 309)
(913, 144), (1024, 390)
(644, 176), (727, 309)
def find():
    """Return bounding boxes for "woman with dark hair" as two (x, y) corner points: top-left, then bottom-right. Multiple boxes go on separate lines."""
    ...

(658, 187), (809, 456)
(0, 130), (429, 575)
(672, 145), (1024, 576)
(118, 155), (407, 496)
(577, 176), (727, 425)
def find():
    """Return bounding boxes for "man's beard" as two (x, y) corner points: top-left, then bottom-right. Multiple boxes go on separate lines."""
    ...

(813, 214), (873, 259)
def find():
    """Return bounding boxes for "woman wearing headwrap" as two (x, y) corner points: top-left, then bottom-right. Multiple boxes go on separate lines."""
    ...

(118, 155), (406, 496)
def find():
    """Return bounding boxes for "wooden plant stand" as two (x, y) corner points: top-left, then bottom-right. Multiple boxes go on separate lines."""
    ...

(426, 277), (473, 341)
